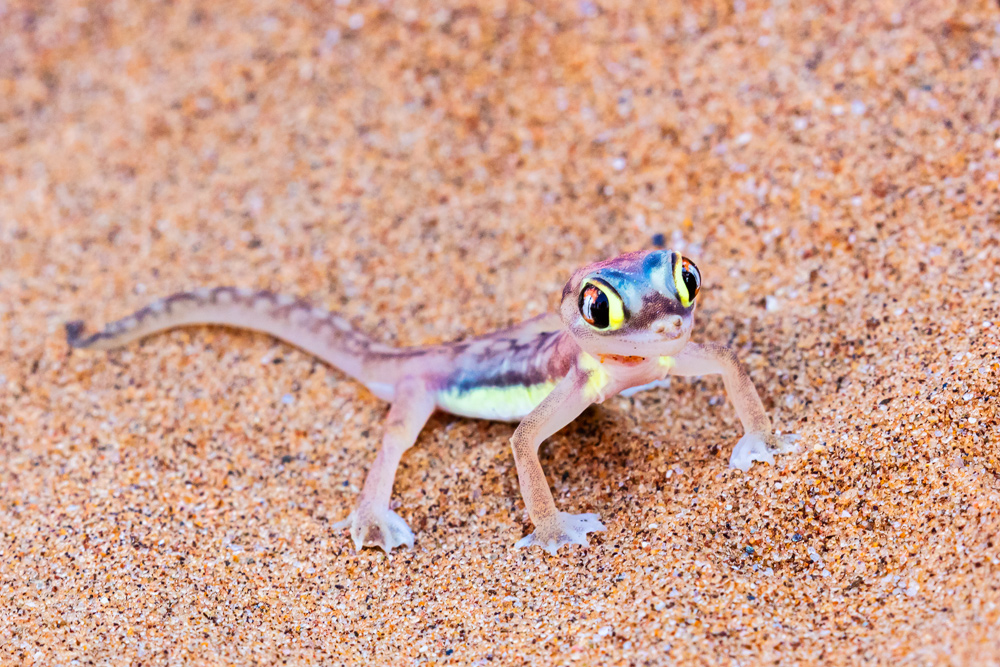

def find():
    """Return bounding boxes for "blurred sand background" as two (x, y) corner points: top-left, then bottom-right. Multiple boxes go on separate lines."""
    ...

(1, 0), (999, 664)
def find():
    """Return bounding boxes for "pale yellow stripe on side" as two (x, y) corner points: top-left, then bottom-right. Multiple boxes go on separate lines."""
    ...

(437, 381), (558, 422)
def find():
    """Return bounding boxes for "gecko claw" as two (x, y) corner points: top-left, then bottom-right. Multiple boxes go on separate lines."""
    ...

(729, 432), (801, 471)
(333, 508), (415, 553)
(515, 511), (605, 555)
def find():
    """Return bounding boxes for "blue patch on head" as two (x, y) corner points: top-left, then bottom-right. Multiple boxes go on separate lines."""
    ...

(592, 268), (629, 287)
(642, 251), (664, 271)
(587, 269), (639, 313)
(641, 250), (679, 298)
(641, 250), (674, 275)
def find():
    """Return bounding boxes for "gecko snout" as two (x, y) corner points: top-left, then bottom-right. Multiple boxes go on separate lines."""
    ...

(653, 315), (684, 337)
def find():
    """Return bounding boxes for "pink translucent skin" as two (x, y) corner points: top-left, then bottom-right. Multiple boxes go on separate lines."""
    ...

(66, 251), (797, 555)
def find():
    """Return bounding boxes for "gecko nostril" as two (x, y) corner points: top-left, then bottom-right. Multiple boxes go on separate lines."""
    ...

(654, 316), (683, 335)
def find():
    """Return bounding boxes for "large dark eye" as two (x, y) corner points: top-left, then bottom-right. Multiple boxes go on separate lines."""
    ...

(579, 284), (610, 329)
(578, 280), (625, 330)
(673, 256), (701, 306)
(681, 257), (701, 303)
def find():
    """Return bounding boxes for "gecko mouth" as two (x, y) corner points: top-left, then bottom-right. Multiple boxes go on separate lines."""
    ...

(597, 353), (647, 366)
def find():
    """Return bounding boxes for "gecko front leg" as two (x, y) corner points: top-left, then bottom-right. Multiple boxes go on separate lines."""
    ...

(671, 342), (799, 471)
(510, 366), (606, 555)
(334, 376), (435, 552)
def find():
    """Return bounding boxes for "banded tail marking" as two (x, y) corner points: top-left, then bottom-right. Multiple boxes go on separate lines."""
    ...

(65, 287), (400, 383)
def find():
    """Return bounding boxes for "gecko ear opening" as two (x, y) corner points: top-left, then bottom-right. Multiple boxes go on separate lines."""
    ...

(578, 279), (625, 331)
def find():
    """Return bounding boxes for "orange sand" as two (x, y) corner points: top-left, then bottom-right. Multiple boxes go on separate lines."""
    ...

(1, 1), (998, 664)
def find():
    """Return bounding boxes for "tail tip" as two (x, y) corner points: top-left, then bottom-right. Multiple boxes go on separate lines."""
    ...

(65, 320), (87, 348)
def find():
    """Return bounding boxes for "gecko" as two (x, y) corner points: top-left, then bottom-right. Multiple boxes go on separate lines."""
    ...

(66, 250), (798, 555)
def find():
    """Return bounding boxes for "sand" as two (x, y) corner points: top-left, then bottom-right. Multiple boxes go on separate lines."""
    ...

(1, 0), (999, 664)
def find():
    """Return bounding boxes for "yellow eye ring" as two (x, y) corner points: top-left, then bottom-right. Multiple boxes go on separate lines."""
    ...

(578, 280), (626, 331)
(673, 256), (701, 307)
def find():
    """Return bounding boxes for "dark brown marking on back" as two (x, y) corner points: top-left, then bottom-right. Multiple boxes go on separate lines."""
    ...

(437, 330), (574, 393)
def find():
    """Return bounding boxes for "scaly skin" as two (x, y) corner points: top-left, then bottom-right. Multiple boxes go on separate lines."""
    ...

(66, 250), (798, 555)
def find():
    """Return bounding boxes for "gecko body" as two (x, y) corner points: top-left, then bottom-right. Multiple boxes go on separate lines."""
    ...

(67, 250), (798, 554)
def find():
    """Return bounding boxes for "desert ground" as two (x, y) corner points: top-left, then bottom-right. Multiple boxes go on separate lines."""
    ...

(1, 1), (999, 664)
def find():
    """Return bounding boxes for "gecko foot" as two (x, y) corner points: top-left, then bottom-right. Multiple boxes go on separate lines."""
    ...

(515, 512), (605, 555)
(729, 432), (801, 472)
(333, 507), (415, 553)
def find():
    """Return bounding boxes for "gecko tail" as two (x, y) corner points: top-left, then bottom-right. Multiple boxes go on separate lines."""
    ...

(67, 317), (146, 351)
(64, 320), (91, 348)
(63, 287), (405, 383)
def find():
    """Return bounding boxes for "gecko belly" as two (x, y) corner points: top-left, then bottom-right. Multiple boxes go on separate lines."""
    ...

(436, 381), (557, 422)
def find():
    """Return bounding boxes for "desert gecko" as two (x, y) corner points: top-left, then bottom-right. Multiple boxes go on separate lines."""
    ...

(66, 250), (798, 554)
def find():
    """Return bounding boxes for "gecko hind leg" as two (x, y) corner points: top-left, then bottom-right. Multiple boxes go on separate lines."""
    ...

(334, 377), (435, 553)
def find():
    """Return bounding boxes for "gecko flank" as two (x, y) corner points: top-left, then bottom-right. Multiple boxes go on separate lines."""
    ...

(66, 251), (798, 555)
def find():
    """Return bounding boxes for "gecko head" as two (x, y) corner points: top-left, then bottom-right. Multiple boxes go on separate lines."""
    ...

(559, 250), (700, 358)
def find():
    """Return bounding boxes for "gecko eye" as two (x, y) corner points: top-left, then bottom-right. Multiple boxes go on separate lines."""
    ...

(673, 256), (701, 306)
(578, 279), (625, 331)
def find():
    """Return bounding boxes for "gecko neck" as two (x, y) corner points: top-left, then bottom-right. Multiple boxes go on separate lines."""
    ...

(576, 346), (678, 401)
